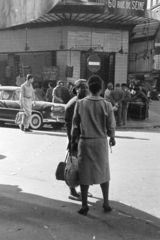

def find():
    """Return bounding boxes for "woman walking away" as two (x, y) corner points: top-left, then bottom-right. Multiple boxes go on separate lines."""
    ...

(71, 75), (116, 216)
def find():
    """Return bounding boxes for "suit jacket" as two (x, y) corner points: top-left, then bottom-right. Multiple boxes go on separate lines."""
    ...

(110, 87), (124, 107)
(122, 90), (131, 108)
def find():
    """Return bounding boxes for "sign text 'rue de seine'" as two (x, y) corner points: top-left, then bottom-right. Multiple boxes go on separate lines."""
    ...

(105, 0), (147, 17)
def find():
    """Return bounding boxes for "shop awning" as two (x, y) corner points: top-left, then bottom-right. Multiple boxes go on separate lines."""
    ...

(29, 0), (158, 29)
(0, 0), (60, 29)
(1, 0), (158, 30)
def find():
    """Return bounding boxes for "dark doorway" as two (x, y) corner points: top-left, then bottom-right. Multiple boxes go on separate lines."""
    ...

(80, 52), (115, 91)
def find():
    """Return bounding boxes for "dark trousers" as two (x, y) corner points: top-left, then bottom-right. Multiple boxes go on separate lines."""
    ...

(122, 107), (128, 125)
(114, 105), (122, 125)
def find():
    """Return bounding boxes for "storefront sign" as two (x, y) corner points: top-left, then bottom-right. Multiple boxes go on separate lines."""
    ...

(105, 0), (147, 17)
(153, 55), (160, 70)
(42, 66), (59, 81)
(87, 55), (101, 73)
(67, 1), (147, 17)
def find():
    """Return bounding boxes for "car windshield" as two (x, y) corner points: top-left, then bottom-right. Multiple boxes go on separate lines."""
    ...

(16, 90), (44, 101)
(34, 91), (44, 101)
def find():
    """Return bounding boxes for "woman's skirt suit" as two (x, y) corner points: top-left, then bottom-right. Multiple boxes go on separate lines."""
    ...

(71, 96), (116, 185)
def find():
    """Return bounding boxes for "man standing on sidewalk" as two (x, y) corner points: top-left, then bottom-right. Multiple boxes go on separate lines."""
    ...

(20, 74), (36, 132)
(52, 80), (70, 104)
(110, 83), (124, 126)
(121, 83), (131, 125)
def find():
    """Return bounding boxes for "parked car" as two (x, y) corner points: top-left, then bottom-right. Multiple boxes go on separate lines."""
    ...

(0, 86), (65, 130)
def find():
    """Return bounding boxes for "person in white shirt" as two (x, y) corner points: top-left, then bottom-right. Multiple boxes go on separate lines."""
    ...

(104, 83), (113, 102)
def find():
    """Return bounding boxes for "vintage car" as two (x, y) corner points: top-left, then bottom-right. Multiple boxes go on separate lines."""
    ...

(0, 86), (65, 130)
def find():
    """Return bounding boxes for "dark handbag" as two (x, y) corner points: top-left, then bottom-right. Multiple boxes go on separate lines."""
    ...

(55, 152), (69, 181)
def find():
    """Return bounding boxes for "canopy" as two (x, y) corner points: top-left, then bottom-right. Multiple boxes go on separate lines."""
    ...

(0, 0), (59, 29)
(0, 0), (157, 30)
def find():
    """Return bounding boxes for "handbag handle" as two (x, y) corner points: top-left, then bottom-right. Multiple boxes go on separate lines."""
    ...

(69, 151), (77, 164)
(64, 151), (69, 163)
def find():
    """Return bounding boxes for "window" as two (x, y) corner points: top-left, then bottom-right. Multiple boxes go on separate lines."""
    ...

(15, 90), (20, 100)
(0, 90), (2, 99)
(2, 90), (14, 100)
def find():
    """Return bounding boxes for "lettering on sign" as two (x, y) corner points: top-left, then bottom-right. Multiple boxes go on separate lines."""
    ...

(108, 0), (145, 11)
(106, 0), (147, 17)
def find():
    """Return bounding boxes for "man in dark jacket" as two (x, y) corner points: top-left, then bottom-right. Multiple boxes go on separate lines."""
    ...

(110, 83), (124, 126)
(52, 80), (70, 104)
(46, 82), (54, 102)
(121, 83), (131, 125)
(65, 79), (92, 201)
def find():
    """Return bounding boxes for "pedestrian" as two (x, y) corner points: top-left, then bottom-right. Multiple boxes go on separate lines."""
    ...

(121, 83), (131, 125)
(52, 80), (70, 104)
(65, 79), (92, 201)
(104, 83), (113, 102)
(34, 82), (45, 100)
(141, 84), (147, 96)
(71, 75), (116, 216)
(20, 74), (36, 132)
(147, 89), (152, 102)
(46, 82), (54, 102)
(110, 83), (124, 126)
(132, 85), (149, 118)
(67, 82), (75, 99)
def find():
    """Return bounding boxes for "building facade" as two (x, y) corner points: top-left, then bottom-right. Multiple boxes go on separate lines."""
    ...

(0, 0), (151, 89)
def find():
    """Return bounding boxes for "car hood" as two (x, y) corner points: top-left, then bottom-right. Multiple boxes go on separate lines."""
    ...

(33, 101), (66, 111)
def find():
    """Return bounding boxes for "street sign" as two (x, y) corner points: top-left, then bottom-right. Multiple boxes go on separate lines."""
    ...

(155, 42), (160, 47)
(87, 54), (101, 73)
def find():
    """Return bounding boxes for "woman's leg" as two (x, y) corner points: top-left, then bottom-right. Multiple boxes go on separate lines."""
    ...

(100, 181), (112, 212)
(100, 181), (110, 206)
(80, 184), (89, 207)
(78, 184), (89, 216)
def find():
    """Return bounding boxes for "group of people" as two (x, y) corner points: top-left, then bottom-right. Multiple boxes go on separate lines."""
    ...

(104, 83), (131, 126)
(104, 82), (149, 126)
(19, 74), (150, 216)
(36, 80), (74, 104)
(19, 74), (116, 216)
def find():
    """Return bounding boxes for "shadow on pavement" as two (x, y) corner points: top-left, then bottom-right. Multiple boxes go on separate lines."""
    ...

(0, 155), (6, 160)
(30, 131), (67, 137)
(0, 184), (160, 240)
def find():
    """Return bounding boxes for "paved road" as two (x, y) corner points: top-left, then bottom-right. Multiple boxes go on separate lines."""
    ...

(149, 100), (160, 115)
(0, 125), (160, 239)
(1, 126), (160, 215)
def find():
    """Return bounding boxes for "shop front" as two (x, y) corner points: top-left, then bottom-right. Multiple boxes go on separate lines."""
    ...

(0, 0), (152, 87)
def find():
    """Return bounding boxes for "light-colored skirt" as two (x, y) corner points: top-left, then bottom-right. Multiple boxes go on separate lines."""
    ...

(77, 137), (110, 185)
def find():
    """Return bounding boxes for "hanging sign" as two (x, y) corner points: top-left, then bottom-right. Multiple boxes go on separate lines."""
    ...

(87, 54), (101, 73)
(105, 0), (147, 17)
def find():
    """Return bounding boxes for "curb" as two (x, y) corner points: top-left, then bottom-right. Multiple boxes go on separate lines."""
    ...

(116, 125), (160, 130)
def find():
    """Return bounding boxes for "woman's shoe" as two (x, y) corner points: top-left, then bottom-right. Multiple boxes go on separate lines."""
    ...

(103, 204), (112, 213)
(77, 191), (93, 198)
(78, 206), (89, 216)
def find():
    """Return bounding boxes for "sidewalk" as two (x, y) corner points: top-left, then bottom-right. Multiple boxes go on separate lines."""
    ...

(117, 109), (160, 129)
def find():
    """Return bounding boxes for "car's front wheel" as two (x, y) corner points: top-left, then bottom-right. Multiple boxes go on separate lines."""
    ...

(30, 113), (42, 130)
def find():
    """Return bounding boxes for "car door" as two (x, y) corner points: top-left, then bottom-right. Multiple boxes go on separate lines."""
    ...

(0, 89), (21, 121)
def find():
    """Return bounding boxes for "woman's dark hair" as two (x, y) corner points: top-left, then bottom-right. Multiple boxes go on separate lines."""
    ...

(88, 75), (102, 94)
(27, 74), (33, 80)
